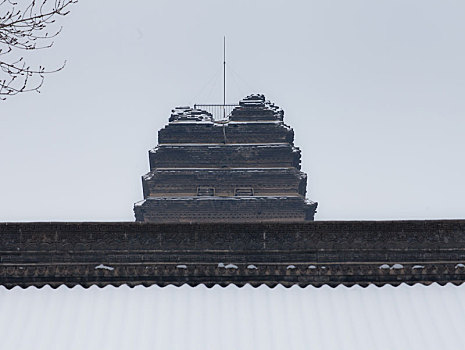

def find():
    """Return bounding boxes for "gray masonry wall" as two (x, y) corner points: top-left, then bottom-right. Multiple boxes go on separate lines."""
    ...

(1, 220), (465, 288)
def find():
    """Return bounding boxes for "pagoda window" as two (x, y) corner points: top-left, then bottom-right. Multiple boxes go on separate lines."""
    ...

(235, 187), (254, 196)
(197, 186), (215, 196)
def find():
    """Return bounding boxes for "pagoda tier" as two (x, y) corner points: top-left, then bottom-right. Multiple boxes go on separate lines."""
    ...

(142, 168), (308, 198)
(149, 144), (301, 169)
(134, 197), (316, 223)
(134, 94), (317, 223)
(158, 121), (294, 144)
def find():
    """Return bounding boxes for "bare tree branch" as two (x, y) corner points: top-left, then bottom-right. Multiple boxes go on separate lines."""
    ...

(0, 0), (76, 99)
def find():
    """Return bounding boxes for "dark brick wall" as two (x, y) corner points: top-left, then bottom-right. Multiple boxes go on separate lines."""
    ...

(1, 220), (465, 288)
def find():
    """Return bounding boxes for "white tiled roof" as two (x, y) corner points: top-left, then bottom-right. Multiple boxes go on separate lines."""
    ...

(1, 283), (464, 349)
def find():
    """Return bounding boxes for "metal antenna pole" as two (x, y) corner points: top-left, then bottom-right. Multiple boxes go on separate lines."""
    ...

(223, 36), (226, 118)
(222, 36), (227, 142)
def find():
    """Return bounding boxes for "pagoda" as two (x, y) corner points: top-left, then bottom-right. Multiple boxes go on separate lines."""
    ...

(134, 94), (317, 222)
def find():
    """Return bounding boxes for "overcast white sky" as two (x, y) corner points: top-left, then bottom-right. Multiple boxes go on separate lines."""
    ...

(1, 0), (464, 221)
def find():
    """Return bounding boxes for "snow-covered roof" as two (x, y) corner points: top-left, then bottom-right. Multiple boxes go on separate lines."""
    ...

(232, 94), (284, 121)
(169, 107), (213, 123)
(1, 283), (464, 350)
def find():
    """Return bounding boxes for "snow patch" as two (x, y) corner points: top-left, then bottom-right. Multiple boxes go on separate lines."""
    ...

(95, 264), (114, 271)
(218, 263), (239, 269)
(391, 264), (404, 270)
